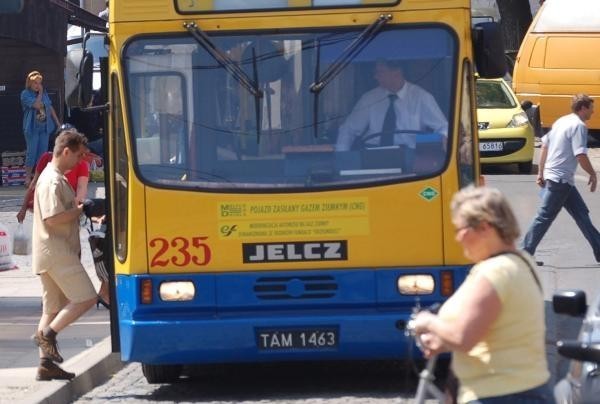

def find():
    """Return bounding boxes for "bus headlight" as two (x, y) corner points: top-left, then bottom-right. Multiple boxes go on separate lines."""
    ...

(159, 281), (195, 301)
(397, 274), (435, 295)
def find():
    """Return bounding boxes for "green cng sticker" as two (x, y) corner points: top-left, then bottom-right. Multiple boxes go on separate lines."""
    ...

(420, 187), (439, 201)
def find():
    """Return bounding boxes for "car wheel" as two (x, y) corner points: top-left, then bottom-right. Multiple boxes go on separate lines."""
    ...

(518, 161), (533, 174)
(142, 363), (182, 384)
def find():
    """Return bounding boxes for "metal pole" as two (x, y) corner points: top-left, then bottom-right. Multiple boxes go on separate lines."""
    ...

(414, 355), (443, 404)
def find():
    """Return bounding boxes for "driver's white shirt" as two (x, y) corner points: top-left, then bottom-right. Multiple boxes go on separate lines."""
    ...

(335, 82), (448, 151)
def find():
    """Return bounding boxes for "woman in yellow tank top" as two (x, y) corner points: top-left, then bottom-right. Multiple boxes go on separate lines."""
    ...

(412, 186), (552, 403)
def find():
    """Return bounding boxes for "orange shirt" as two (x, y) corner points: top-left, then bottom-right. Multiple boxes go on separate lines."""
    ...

(26, 152), (89, 210)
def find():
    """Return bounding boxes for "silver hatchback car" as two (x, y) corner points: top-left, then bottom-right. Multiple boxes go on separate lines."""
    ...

(553, 290), (600, 403)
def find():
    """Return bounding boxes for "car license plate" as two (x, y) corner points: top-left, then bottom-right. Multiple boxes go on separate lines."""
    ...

(256, 328), (338, 350)
(479, 141), (503, 152)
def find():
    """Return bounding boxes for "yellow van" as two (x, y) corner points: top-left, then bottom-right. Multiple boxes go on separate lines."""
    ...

(513, 0), (600, 135)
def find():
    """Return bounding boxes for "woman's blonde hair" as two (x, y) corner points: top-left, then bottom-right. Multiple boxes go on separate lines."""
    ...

(25, 70), (43, 89)
(451, 186), (520, 243)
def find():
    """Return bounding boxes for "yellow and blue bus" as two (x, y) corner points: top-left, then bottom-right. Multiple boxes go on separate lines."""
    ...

(103, 0), (505, 383)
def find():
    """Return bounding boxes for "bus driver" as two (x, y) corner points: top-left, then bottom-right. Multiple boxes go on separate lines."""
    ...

(334, 60), (448, 170)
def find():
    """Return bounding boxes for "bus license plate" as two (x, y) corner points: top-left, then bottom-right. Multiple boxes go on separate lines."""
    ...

(256, 328), (338, 350)
(479, 141), (503, 152)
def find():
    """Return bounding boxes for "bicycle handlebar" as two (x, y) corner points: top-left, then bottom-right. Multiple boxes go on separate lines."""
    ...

(405, 302), (441, 351)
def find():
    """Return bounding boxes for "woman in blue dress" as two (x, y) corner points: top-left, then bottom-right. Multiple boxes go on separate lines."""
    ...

(21, 71), (60, 185)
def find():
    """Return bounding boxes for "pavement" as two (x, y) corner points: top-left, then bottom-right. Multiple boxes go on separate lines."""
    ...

(0, 183), (124, 404)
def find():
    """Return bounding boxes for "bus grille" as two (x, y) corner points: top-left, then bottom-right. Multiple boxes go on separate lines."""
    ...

(253, 275), (338, 300)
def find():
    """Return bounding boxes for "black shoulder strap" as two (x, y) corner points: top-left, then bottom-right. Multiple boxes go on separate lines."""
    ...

(490, 251), (542, 292)
(507, 251), (542, 292)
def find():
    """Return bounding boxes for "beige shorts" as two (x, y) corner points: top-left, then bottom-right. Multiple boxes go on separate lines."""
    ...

(40, 264), (97, 314)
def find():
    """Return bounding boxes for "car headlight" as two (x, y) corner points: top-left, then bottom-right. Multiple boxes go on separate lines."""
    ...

(507, 111), (530, 128)
(397, 274), (435, 295)
(159, 281), (195, 301)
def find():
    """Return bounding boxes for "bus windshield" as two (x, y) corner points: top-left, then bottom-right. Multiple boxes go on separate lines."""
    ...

(124, 25), (456, 191)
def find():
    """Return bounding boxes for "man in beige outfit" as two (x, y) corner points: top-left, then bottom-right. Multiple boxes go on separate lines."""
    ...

(31, 129), (97, 380)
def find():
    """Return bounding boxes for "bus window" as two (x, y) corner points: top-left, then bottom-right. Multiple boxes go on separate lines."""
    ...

(130, 74), (187, 173)
(124, 25), (456, 191)
(458, 60), (476, 188)
(175, 0), (398, 13)
(112, 74), (128, 262)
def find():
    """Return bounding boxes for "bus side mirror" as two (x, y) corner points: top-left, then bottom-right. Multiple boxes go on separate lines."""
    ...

(472, 22), (507, 79)
(66, 32), (95, 109)
(66, 49), (94, 108)
(78, 50), (94, 107)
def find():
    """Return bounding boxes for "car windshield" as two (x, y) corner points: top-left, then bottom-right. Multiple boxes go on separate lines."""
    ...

(476, 80), (516, 109)
(124, 25), (457, 191)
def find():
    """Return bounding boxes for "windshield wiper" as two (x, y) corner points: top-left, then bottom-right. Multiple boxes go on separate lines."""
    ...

(184, 22), (263, 99)
(312, 39), (321, 138)
(310, 14), (392, 94)
(184, 22), (263, 141)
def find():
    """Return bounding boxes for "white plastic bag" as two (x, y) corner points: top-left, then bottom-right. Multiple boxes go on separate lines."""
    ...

(12, 222), (31, 256)
(0, 222), (17, 270)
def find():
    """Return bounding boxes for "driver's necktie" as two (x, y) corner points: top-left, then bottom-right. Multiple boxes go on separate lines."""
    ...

(381, 94), (398, 146)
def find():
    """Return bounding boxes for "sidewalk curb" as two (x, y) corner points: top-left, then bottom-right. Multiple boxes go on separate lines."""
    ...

(20, 336), (124, 404)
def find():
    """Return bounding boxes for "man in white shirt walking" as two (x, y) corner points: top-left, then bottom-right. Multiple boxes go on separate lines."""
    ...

(522, 94), (600, 263)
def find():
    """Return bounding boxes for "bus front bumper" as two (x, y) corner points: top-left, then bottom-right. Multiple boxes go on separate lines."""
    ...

(115, 267), (468, 365)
